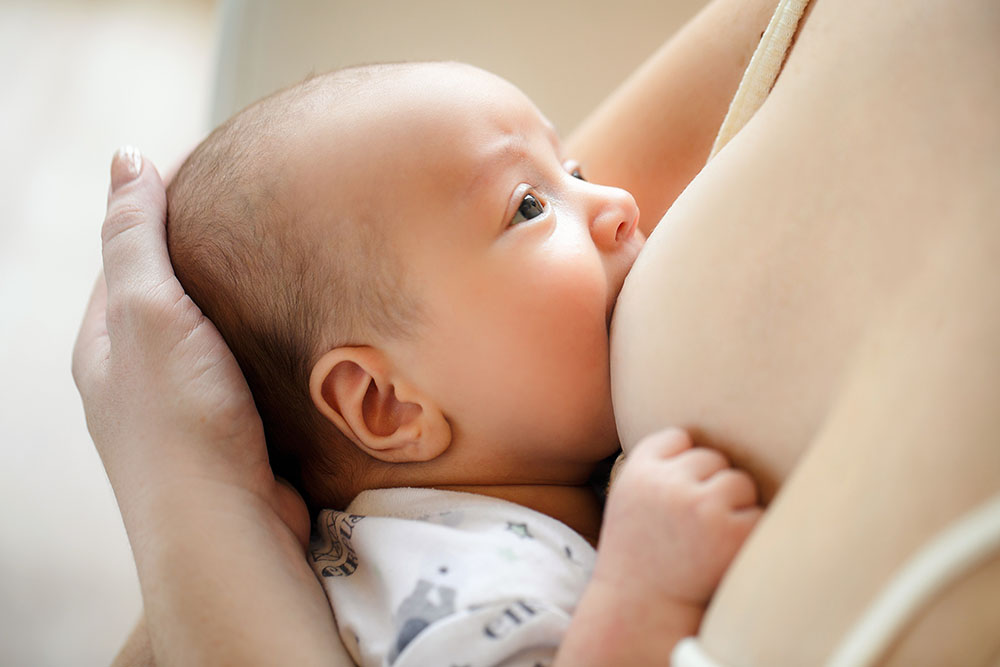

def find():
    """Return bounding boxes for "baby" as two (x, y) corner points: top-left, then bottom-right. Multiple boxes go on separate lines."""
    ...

(167, 61), (759, 665)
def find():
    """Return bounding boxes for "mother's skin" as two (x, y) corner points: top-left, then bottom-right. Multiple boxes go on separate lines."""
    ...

(572, 0), (1000, 663)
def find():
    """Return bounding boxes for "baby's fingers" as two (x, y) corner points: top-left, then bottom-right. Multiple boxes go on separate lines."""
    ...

(705, 468), (759, 510)
(629, 428), (693, 462)
(674, 447), (731, 481)
(734, 506), (764, 537)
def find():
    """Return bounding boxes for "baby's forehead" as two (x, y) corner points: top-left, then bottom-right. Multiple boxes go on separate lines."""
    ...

(278, 63), (556, 244)
(295, 66), (539, 179)
(319, 63), (544, 145)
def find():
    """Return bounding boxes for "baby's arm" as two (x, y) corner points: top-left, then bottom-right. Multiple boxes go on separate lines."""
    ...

(556, 429), (762, 665)
(566, 0), (780, 234)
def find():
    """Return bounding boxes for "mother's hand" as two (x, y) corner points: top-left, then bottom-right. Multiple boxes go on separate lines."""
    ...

(73, 149), (344, 665)
(72, 148), (308, 543)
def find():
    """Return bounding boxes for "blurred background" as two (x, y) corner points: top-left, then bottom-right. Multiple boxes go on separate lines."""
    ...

(0, 0), (701, 663)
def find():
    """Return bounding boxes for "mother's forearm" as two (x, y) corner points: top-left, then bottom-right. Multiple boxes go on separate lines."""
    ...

(566, 0), (778, 234)
(125, 480), (339, 667)
(111, 615), (154, 667)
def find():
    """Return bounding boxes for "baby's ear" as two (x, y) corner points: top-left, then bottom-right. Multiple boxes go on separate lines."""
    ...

(309, 346), (451, 464)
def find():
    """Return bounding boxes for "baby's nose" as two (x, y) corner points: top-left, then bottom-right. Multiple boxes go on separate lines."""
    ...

(589, 186), (639, 251)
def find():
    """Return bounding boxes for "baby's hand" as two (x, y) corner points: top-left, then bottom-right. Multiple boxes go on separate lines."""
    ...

(595, 429), (762, 606)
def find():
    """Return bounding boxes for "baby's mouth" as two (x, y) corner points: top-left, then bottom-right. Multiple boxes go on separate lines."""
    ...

(606, 273), (626, 333)
(606, 237), (644, 333)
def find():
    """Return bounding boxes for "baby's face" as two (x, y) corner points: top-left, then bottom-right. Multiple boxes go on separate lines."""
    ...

(301, 64), (644, 484)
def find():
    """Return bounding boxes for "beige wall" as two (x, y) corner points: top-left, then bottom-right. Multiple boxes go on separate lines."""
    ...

(0, 2), (214, 664)
(212, 0), (705, 135)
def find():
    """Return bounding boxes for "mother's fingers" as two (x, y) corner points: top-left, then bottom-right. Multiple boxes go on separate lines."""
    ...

(71, 271), (110, 393)
(101, 148), (176, 315)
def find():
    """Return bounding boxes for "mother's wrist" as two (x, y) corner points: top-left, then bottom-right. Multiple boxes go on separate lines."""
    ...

(120, 474), (301, 574)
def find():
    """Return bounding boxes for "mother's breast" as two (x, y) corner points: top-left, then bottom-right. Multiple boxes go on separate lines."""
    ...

(610, 0), (1000, 501)
(610, 115), (864, 500)
(612, 0), (1000, 661)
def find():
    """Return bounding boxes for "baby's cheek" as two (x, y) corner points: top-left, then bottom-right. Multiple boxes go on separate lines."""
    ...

(541, 280), (617, 442)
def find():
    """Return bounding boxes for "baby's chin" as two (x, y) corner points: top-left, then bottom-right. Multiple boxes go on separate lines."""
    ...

(593, 393), (622, 459)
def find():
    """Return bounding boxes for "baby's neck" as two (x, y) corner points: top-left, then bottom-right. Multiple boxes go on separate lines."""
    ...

(432, 482), (604, 547)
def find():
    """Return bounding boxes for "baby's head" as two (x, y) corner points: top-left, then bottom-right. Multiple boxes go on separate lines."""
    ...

(167, 62), (643, 509)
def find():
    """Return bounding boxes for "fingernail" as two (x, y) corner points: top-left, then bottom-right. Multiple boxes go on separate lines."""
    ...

(111, 146), (142, 192)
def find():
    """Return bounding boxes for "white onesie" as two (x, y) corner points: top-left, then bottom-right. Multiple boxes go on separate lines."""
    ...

(309, 487), (596, 667)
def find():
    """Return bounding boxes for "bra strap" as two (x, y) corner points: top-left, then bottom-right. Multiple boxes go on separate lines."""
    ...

(828, 494), (1000, 666)
(707, 0), (811, 161)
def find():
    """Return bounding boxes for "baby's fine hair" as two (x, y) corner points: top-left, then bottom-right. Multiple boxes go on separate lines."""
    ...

(166, 65), (423, 509)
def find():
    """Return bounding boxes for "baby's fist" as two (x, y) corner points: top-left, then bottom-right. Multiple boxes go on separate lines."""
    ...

(598, 429), (762, 605)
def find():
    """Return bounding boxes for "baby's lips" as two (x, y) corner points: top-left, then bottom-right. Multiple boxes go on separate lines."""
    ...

(607, 239), (643, 330)
(607, 280), (625, 332)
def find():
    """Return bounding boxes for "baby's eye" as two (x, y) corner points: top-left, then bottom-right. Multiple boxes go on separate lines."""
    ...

(509, 193), (545, 226)
(564, 160), (586, 181)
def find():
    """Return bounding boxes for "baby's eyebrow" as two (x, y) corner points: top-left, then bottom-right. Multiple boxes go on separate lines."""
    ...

(541, 118), (562, 154)
(463, 135), (531, 196)
(461, 114), (564, 204)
